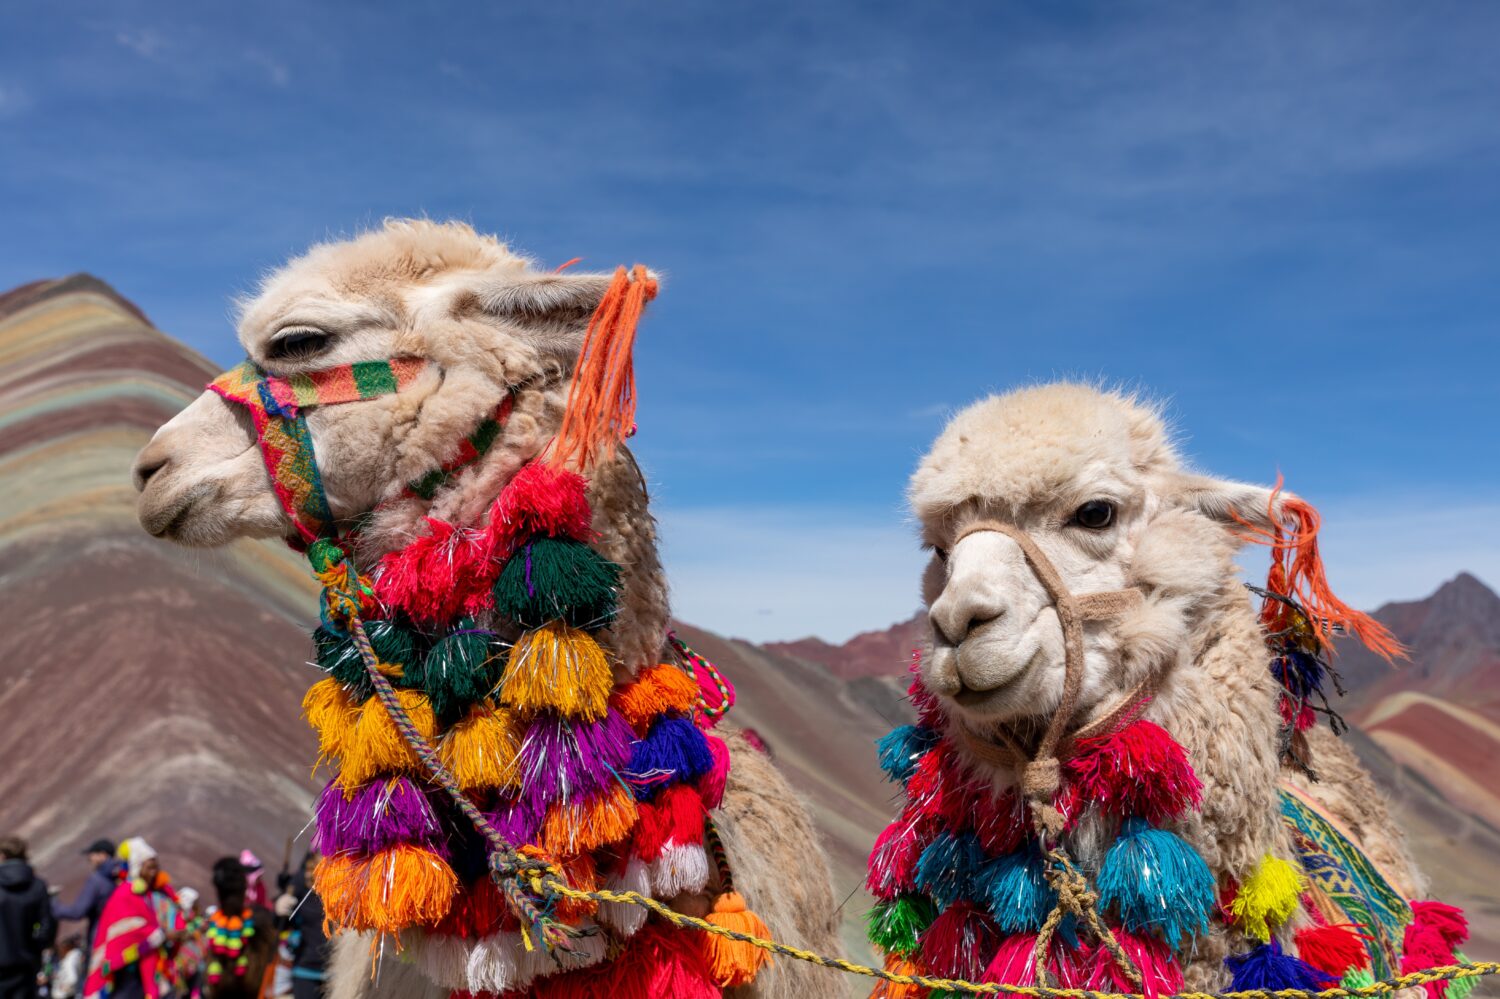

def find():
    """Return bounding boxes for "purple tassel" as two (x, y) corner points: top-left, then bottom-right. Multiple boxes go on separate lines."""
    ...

(313, 777), (446, 856)
(625, 715), (715, 801)
(482, 793), (546, 847)
(515, 709), (635, 814)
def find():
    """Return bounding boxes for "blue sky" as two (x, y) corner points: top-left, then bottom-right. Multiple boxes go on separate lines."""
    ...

(3, 1), (1497, 641)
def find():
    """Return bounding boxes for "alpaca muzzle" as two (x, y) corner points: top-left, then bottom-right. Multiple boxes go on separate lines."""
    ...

(949, 519), (1147, 836)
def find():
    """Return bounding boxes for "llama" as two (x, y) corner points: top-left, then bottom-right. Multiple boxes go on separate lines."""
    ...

(864, 383), (1474, 996)
(132, 220), (841, 998)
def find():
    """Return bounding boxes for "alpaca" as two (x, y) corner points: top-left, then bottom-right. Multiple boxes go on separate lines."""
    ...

(132, 220), (841, 998)
(864, 383), (1468, 995)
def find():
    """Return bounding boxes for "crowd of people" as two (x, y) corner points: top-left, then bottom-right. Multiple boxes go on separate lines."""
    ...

(0, 835), (328, 999)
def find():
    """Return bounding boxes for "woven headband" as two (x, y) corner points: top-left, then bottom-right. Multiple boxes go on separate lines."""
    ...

(208, 358), (430, 546)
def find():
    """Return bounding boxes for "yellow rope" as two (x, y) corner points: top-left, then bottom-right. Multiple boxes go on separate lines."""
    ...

(521, 865), (1495, 999)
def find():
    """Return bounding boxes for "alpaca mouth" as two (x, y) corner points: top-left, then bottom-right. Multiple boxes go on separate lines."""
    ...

(139, 482), (211, 540)
(948, 646), (1045, 712)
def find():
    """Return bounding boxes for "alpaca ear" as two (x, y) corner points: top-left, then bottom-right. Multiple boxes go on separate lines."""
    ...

(1159, 471), (1292, 535)
(470, 272), (617, 355)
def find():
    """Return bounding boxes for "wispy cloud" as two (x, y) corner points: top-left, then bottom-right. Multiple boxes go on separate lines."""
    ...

(115, 28), (167, 59)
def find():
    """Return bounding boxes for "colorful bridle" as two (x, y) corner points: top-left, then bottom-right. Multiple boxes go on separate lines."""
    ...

(207, 357), (469, 548)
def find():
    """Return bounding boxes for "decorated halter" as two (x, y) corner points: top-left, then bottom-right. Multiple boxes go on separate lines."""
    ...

(948, 519), (1147, 832)
(207, 358), (429, 546)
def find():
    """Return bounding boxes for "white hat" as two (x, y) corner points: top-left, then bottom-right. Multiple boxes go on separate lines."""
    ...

(177, 887), (199, 912)
(119, 837), (158, 881)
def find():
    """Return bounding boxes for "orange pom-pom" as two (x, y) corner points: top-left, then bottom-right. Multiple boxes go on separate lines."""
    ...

(869, 952), (928, 999)
(701, 890), (772, 987)
(611, 663), (700, 731)
(319, 845), (457, 935)
(540, 783), (639, 856)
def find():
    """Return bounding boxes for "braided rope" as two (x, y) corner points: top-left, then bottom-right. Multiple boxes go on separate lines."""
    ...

(668, 631), (735, 720)
(322, 572), (1497, 999)
(1033, 846), (1144, 989)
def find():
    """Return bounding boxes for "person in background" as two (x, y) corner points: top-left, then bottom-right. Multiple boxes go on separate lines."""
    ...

(48, 936), (83, 999)
(272, 854), (324, 999)
(49, 841), (118, 957)
(171, 889), (204, 999)
(0, 836), (56, 999)
(83, 839), (179, 999)
(233, 856), (266, 914)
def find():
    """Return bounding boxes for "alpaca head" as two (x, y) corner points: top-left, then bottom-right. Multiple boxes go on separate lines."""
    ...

(910, 382), (1292, 730)
(133, 220), (626, 547)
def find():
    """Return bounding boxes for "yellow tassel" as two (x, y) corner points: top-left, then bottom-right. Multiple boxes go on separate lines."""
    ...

(362, 844), (457, 934)
(540, 783), (639, 855)
(1232, 852), (1305, 942)
(611, 663), (701, 731)
(501, 621), (612, 720)
(438, 705), (523, 791)
(701, 891), (773, 987)
(336, 689), (437, 790)
(302, 678), (358, 761)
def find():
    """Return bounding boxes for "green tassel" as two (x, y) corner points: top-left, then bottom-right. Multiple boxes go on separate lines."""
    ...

(867, 895), (936, 958)
(1340, 966), (1376, 989)
(312, 619), (424, 697)
(1446, 952), (1478, 999)
(492, 536), (620, 629)
(403, 618), (499, 719)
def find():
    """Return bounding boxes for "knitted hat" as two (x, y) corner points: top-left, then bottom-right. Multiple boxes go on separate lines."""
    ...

(119, 837), (158, 880)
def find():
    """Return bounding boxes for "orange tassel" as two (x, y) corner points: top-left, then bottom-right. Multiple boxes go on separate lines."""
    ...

(611, 663), (701, 731)
(540, 783), (640, 855)
(870, 952), (927, 999)
(549, 264), (658, 472)
(1239, 481), (1404, 661)
(554, 851), (600, 924)
(317, 845), (457, 934)
(701, 891), (773, 987)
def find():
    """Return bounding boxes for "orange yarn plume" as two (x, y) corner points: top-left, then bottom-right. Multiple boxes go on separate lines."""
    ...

(701, 890), (773, 987)
(549, 264), (658, 472)
(1238, 480), (1404, 662)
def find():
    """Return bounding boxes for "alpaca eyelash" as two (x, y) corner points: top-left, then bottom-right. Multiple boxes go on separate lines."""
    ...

(267, 327), (333, 361)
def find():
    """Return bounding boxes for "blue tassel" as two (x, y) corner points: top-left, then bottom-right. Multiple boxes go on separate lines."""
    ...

(976, 844), (1056, 934)
(1226, 940), (1336, 990)
(913, 831), (986, 908)
(877, 725), (939, 783)
(1097, 817), (1215, 949)
(626, 715), (715, 800)
(1272, 649), (1325, 699)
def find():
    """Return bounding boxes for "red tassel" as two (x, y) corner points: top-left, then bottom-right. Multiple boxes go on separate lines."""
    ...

(907, 651), (942, 728)
(1241, 484), (1404, 661)
(1085, 929), (1182, 999)
(373, 517), (495, 623)
(918, 902), (1000, 982)
(1410, 900), (1470, 950)
(1295, 923), (1371, 978)
(530, 922), (719, 999)
(1063, 719), (1203, 825)
(632, 784), (707, 862)
(489, 462), (593, 551)
(1402, 901), (1470, 999)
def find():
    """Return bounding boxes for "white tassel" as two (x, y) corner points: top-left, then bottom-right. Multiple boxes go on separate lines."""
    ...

(597, 857), (651, 936)
(465, 931), (521, 994)
(648, 841), (711, 897)
(408, 931), (470, 991)
(515, 920), (609, 984)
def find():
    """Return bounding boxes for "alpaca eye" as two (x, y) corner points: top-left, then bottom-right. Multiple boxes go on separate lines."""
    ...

(1072, 500), (1115, 530)
(267, 327), (331, 361)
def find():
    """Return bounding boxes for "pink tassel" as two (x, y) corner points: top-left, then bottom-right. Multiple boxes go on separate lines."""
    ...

(866, 810), (938, 901)
(1402, 900), (1470, 999)
(1064, 719), (1203, 825)
(1086, 929), (1182, 999)
(919, 902), (1000, 982)
(983, 933), (1093, 987)
(698, 735), (730, 810)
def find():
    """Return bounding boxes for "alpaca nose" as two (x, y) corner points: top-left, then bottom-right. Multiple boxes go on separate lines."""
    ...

(132, 439), (171, 491)
(929, 591), (1005, 647)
